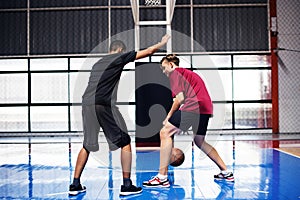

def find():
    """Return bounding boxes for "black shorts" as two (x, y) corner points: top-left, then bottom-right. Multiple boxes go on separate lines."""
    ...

(82, 104), (131, 152)
(168, 110), (211, 135)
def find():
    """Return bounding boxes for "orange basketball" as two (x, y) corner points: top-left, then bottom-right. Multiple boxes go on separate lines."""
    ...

(170, 148), (185, 167)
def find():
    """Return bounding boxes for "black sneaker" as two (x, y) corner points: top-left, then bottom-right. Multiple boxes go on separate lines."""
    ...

(69, 184), (86, 196)
(214, 172), (235, 182)
(120, 185), (143, 196)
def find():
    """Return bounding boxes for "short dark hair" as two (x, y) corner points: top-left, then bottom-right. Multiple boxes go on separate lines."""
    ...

(160, 54), (180, 66)
(109, 40), (126, 52)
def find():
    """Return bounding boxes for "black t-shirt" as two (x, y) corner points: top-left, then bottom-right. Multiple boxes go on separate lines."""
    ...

(82, 50), (137, 105)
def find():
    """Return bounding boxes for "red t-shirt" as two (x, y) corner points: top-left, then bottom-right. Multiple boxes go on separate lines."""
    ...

(169, 68), (213, 114)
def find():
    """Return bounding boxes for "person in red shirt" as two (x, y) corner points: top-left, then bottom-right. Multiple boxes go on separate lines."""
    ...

(143, 54), (234, 188)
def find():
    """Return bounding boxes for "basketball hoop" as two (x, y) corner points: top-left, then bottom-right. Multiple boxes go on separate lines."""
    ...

(145, 0), (161, 6)
(131, 0), (175, 52)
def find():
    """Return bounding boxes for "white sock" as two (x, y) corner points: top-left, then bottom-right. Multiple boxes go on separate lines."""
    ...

(221, 170), (228, 175)
(157, 173), (168, 180)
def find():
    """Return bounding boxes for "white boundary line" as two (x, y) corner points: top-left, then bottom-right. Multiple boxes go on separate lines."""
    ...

(136, 146), (160, 151)
(274, 148), (300, 159)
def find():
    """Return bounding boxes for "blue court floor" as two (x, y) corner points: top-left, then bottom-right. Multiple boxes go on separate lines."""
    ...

(0, 135), (300, 200)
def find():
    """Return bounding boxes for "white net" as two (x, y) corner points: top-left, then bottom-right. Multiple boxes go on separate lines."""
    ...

(145, 0), (161, 6)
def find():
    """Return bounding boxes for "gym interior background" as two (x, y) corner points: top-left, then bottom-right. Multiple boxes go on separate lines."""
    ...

(0, 0), (299, 138)
(0, 0), (300, 199)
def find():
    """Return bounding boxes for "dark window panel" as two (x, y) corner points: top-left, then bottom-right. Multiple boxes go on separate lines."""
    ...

(172, 7), (191, 52)
(0, 12), (27, 55)
(0, 0), (27, 9)
(193, 6), (268, 52)
(139, 8), (166, 21)
(30, 9), (109, 55)
(193, 0), (267, 4)
(175, 0), (191, 5)
(111, 9), (134, 35)
(111, 0), (131, 6)
(111, 8), (135, 51)
(30, 0), (108, 8)
(140, 26), (166, 51)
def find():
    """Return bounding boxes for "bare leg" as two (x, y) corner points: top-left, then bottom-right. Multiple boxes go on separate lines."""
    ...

(158, 129), (172, 176)
(159, 122), (181, 176)
(119, 144), (143, 195)
(194, 135), (227, 171)
(121, 144), (132, 179)
(74, 147), (90, 179)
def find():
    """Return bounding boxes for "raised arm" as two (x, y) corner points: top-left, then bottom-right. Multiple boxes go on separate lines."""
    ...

(135, 34), (170, 60)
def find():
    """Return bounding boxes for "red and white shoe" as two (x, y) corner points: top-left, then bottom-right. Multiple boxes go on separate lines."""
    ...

(214, 172), (235, 182)
(143, 176), (170, 188)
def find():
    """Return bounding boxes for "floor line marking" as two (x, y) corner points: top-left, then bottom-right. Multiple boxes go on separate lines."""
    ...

(236, 189), (269, 194)
(46, 191), (69, 196)
(274, 148), (300, 159)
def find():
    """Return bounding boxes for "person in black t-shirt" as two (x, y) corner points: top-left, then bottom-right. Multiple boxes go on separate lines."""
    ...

(69, 35), (170, 196)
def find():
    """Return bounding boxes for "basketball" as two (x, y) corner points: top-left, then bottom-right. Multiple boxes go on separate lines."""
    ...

(170, 148), (185, 167)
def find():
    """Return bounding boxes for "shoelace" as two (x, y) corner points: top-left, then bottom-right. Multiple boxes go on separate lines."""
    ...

(149, 176), (159, 182)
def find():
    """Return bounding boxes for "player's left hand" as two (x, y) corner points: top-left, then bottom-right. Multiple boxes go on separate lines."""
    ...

(161, 34), (171, 44)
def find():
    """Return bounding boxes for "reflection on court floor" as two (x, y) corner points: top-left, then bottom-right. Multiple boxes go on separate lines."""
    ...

(0, 137), (299, 199)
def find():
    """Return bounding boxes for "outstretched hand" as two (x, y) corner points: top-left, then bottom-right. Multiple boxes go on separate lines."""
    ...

(135, 34), (171, 60)
(161, 34), (171, 44)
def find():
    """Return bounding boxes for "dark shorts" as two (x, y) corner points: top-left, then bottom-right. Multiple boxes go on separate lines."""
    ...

(82, 105), (131, 152)
(168, 110), (211, 135)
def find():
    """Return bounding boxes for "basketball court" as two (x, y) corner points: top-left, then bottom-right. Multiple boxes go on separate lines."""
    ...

(1, 135), (300, 199)
(0, 0), (300, 199)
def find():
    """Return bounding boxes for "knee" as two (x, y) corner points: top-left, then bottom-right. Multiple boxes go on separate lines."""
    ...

(160, 127), (170, 140)
(121, 143), (131, 153)
(111, 132), (131, 151)
(193, 136), (205, 148)
(83, 144), (95, 153)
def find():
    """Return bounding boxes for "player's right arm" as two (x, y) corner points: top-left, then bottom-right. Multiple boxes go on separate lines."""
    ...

(135, 34), (170, 60)
(163, 92), (184, 125)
